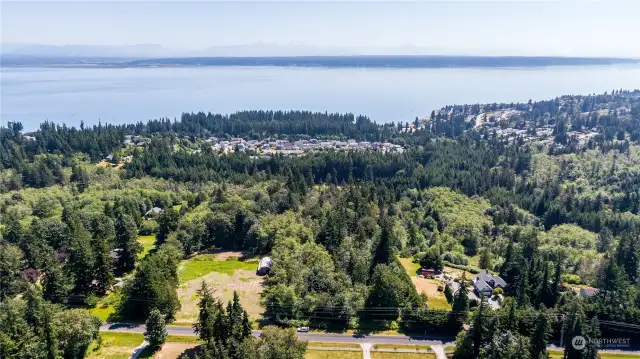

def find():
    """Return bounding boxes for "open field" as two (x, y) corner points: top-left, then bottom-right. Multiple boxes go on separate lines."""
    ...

(138, 235), (156, 259)
(371, 353), (436, 359)
(373, 344), (431, 350)
(178, 253), (256, 283)
(399, 257), (451, 310)
(399, 257), (421, 276)
(86, 332), (143, 359)
(176, 252), (265, 322)
(305, 350), (362, 359)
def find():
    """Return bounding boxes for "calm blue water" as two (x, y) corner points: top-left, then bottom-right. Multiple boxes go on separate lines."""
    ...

(2, 65), (640, 131)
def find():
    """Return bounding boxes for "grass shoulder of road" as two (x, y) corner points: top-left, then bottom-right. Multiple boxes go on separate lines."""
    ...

(307, 342), (361, 349)
(178, 254), (256, 283)
(166, 335), (203, 344)
(371, 352), (437, 359)
(305, 350), (362, 359)
(373, 343), (431, 350)
(87, 332), (144, 359)
(444, 345), (455, 352)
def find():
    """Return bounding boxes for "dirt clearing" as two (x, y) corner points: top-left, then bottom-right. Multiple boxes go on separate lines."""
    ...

(155, 342), (199, 359)
(176, 252), (264, 323)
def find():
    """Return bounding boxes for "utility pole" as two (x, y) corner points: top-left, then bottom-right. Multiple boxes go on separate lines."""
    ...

(560, 314), (567, 351)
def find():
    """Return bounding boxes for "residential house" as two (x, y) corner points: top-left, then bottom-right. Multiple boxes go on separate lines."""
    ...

(579, 287), (599, 298)
(145, 207), (163, 219)
(472, 270), (507, 296)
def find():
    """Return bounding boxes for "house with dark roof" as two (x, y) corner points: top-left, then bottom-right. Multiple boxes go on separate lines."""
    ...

(579, 287), (599, 297)
(472, 270), (507, 296)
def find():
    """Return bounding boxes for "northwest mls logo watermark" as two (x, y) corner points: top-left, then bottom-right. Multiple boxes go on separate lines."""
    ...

(572, 336), (631, 350)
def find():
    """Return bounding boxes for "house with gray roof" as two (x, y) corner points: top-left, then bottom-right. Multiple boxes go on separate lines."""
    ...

(473, 270), (507, 296)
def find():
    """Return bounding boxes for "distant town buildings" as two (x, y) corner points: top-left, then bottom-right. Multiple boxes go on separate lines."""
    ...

(205, 137), (404, 156)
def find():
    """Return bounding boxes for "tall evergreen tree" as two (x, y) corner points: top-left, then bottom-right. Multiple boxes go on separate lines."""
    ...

(115, 213), (141, 271)
(451, 274), (470, 328)
(145, 308), (168, 349)
(530, 311), (550, 359)
(194, 281), (217, 344)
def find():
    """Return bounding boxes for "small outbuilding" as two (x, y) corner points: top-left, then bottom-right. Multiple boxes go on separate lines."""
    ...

(257, 257), (272, 275)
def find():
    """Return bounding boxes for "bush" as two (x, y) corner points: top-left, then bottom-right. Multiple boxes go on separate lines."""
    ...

(145, 308), (167, 349)
(561, 274), (582, 284)
(85, 294), (99, 308)
(442, 261), (481, 274)
(492, 288), (503, 297)
(138, 220), (159, 235)
(443, 252), (469, 265)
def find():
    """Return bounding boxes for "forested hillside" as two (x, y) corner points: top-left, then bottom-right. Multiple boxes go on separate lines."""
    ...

(2, 90), (640, 359)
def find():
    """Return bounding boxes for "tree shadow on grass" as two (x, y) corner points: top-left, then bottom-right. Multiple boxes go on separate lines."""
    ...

(177, 345), (204, 359)
(138, 346), (158, 359)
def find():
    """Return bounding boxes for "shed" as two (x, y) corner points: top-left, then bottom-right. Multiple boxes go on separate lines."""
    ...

(257, 257), (272, 275)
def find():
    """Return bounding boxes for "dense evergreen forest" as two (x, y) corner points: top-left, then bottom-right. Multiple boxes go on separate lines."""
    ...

(2, 90), (640, 359)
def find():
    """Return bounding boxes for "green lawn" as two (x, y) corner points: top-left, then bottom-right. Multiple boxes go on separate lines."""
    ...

(89, 291), (122, 322)
(399, 257), (421, 276)
(307, 342), (361, 349)
(427, 295), (451, 310)
(86, 332), (144, 359)
(138, 235), (156, 259)
(371, 353), (436, 359)
(305, 350), (362, 359)
(166, 335), (202, 344)
(99, 332), (144, 347)
(373, 344), (431, 350)
(178, 254), (256, 283)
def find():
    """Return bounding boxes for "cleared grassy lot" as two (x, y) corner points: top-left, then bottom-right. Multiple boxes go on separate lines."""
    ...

(178, 254), (255, 283)
(86, 332), (143, 359)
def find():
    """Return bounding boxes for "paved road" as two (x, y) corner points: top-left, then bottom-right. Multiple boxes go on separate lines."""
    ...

(100, 323), (640, 356)
(100, 323), (455, 346)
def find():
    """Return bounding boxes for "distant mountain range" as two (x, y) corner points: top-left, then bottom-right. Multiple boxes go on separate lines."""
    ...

(2, 43), (639, 68)
(2, 43), (447, 58)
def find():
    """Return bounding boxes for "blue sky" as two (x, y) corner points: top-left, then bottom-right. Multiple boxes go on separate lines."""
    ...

(2, 1), (640, 57)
